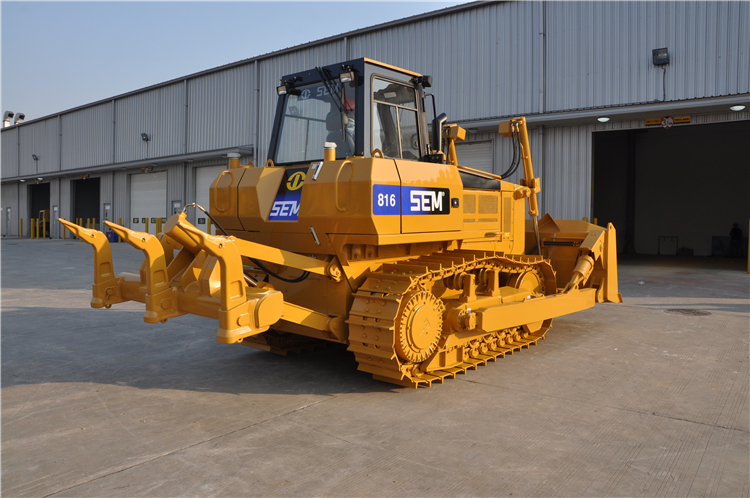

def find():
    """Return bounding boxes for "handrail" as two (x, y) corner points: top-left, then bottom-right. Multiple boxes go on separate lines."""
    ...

(334, 160), (354, 212)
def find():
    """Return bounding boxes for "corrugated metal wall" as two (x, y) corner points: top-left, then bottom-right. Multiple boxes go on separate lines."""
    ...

(49, 178), (60, 238)
(115, 83), (185, 162)
(348, 1), (543, 122)
(18, 183), (28, 236)
(188, 64), (255, 153)
(545, 1), (750, 112)
(61, 103), (113, 170)
(113, 170), (129, 227)
(19, 118), (60, 176)
(59, 178), (71, 224)
(2, 127), (19, 178)
(2, 183), (18, 236)
(167, 163), (186, 212)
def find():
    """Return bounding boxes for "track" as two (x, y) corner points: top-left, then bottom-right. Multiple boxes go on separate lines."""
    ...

(346, 250), (557, 387)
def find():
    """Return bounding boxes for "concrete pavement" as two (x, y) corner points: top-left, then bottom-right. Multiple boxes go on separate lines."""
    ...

(2, 238), (748, 497)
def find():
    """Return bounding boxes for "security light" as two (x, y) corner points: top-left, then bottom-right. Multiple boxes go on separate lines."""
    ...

(730, 105), (746, 112)
(652, 48), (669, 65)
(37, 177), (43, 181)
(31, 154), (39, 161)
(141, 133), (150, 142)
(19, 179), (25, 183)
(597, 117), (610, 123)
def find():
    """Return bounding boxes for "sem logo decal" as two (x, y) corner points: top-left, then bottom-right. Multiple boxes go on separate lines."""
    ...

(402, 187), (451, 215)
(269, 167), (307, 221)
(286, 171), (306, 191)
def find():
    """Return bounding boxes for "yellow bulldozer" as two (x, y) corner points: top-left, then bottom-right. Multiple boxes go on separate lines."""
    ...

(62, 59), (622, 387)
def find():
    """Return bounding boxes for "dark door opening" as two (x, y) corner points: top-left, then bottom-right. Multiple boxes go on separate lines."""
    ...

(73, 177), (101, 230)
(593, 120), (750, 257)
(29, 183), (51, 238)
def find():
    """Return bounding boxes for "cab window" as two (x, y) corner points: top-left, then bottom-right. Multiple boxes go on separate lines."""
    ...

(371, 77), (420, 159)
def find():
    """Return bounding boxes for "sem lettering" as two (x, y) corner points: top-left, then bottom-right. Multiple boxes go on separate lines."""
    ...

(270, 200), (300, 218)
(409, 190), (445, 212)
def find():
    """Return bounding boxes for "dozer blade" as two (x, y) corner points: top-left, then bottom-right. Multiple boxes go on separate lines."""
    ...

(59, 219), (127, 309)
(530, 215), (623, 303)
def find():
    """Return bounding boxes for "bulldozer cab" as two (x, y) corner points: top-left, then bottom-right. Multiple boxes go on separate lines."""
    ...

(268, 58), (433, 165)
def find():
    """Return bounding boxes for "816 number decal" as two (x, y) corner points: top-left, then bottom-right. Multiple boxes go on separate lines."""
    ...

(372, 184), (400, 215)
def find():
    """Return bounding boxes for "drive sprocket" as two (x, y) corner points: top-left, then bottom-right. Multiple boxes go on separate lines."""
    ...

(394, 289), (445, 363)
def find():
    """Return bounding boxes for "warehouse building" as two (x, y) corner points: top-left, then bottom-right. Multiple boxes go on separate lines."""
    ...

(2, 1), (748, 255)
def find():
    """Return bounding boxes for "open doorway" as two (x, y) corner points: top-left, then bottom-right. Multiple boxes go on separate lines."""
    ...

(72, 177), (101, 230)
(593, 120), (750, 257)
(28, 182), (51, 238)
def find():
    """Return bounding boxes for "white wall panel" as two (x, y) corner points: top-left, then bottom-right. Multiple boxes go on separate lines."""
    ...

(61, 103), (113, 170)
(129, 172), (167, 235)
(115, 83), (184, 162)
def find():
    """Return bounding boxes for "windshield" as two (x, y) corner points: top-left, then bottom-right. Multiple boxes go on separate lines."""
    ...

(275, 79), (356, 164)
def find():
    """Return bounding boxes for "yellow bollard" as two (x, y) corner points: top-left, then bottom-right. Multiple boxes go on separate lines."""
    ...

(118, 217), (122, 242)
(30, 219), (35, 239)
(582, 217), (588, 222)
(92, 218), (96, 231)
(594, 217), (598, 226)
(145, 218), (149, 235)
(63, 222), (66, 240)
(207, 218), (212, 235)
(156, 217), (162, 235)
(36, 218), (40, 240)
(43, 219), (46, 239)
(19, 218), (23, 238)
(87, 218), (90, 230)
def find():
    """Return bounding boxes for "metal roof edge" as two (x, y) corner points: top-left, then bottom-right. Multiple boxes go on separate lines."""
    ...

(458, 94), (750, 130)
(0, 146), (254, 184)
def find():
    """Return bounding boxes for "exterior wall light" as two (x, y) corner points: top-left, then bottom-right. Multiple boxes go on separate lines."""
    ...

(652, 48), (669, 65)
(730, 105), (746, 112)
(141, 133), (150, 142)
(597, 117), (610, 123)
(31, 154), (39, 161)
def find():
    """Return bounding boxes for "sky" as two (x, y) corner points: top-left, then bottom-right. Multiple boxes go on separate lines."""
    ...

(1, 1), (467, 122)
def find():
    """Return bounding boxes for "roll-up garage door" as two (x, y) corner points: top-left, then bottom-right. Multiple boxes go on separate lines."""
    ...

(195, 165), (226, 233)
(455, 141), (493, 173)
(130, 172), (167, 235)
